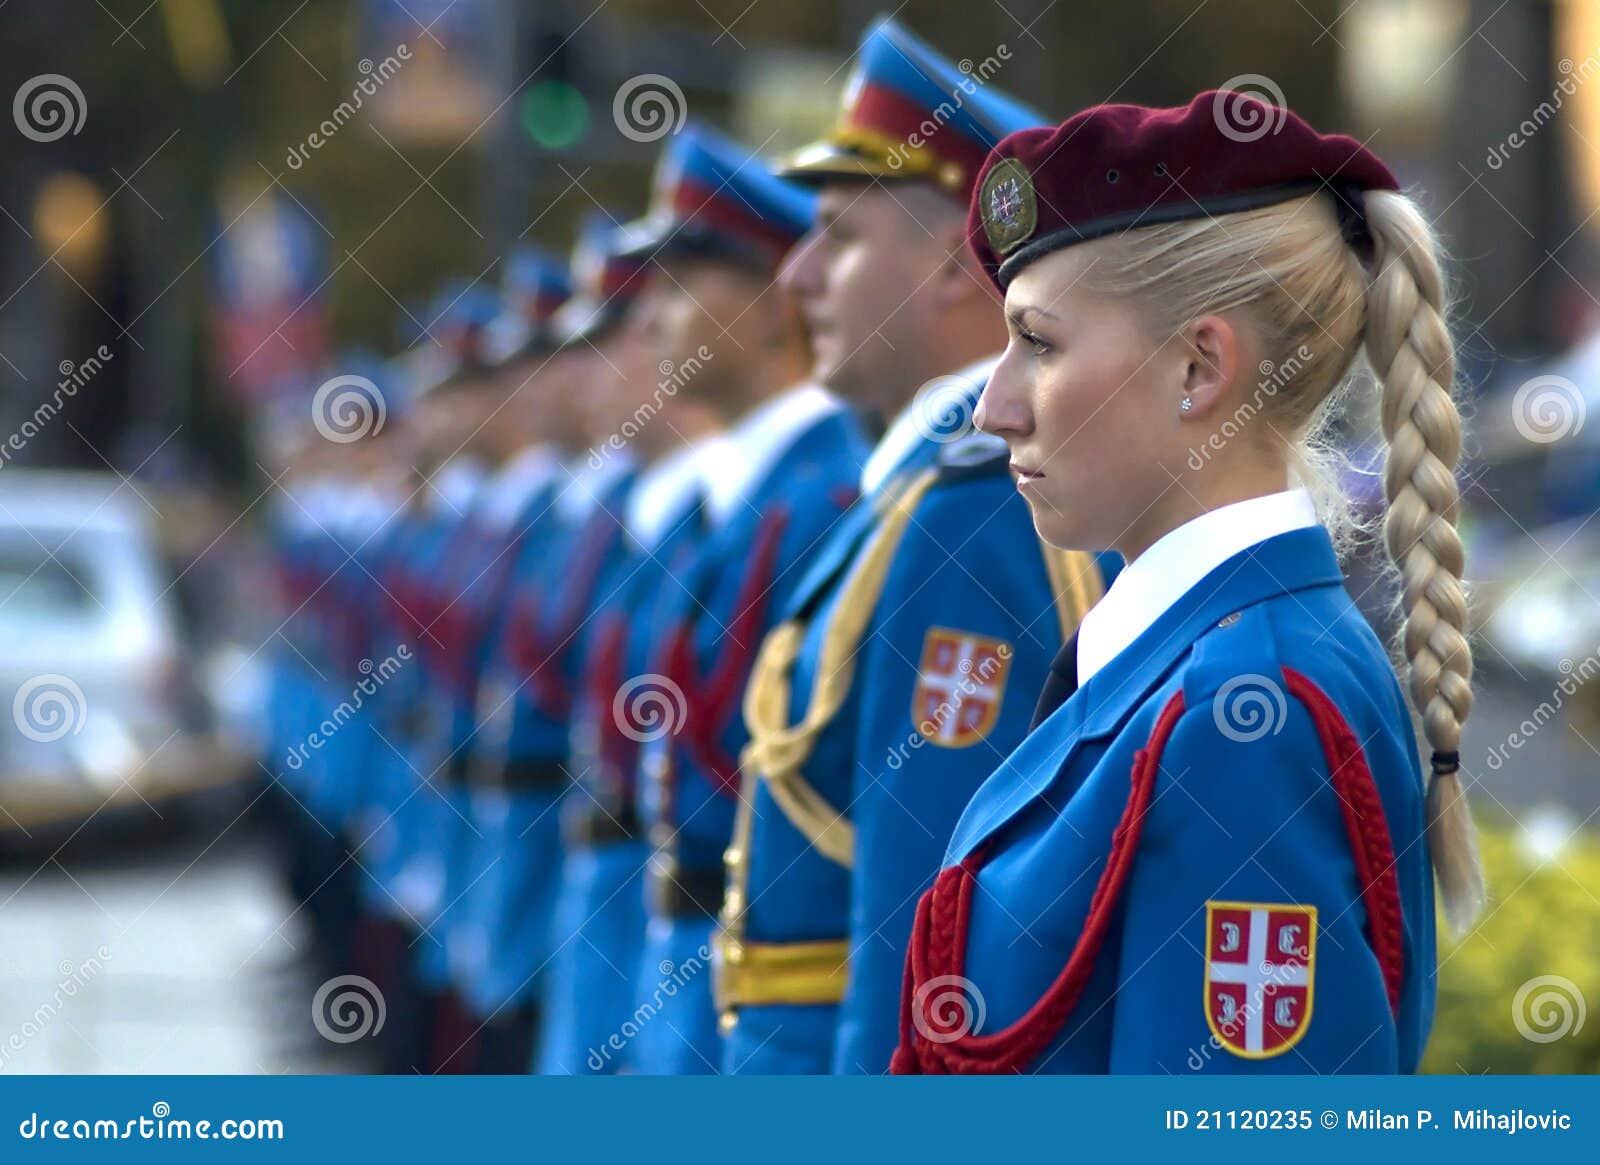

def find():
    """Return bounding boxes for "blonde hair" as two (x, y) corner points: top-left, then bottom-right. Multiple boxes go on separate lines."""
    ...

(1081, 189), (1484, 934)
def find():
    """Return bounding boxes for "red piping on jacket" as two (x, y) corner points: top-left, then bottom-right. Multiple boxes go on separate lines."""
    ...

(891, 669), (1407, 1073)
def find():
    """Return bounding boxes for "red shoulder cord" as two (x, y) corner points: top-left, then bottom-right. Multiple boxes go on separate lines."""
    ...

(520, 513), (624, 718)
(445, 526), (535, 701)
(1280, 667), (1406, 1013)
(586, 612), (634, 799)
(671, 508), (790, 801)
(891, 671), (1406, 1074)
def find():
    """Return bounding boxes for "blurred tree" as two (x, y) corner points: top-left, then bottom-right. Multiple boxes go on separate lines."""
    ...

(1424, 820), (1599, 1074)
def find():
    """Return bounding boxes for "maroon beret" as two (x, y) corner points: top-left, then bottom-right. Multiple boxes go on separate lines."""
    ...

(968, 89), (1399, 290)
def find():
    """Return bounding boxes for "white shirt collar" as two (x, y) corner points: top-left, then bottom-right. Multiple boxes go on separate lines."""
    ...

(860, 354), (999, 497)
(553, 447), (636, 523)
(476, 444), (564, 532)
(626, 439), (715, 549)
(427, 456), (488, 516)
(1076, 488), (1320, 686)
(702, 383), (843, 526)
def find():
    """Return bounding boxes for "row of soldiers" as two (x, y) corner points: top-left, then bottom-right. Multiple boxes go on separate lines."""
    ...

(262, 17), (1117, 1074)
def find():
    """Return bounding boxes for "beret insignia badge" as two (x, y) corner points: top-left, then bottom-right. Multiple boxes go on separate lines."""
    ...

(980, 157), (1036, 255)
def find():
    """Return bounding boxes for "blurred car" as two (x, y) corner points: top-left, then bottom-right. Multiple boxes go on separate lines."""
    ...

(0, 469), (246, 834)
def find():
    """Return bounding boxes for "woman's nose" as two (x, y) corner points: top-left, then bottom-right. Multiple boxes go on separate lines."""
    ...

(975, 348), (1031, 438)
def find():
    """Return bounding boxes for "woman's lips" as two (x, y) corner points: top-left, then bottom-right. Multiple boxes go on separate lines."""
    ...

(1009, 460), (1045, 486)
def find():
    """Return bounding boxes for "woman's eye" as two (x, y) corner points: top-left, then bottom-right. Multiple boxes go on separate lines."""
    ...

(1019, 330), (1050, 355)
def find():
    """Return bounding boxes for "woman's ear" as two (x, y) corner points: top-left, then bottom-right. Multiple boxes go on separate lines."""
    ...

(1177, 314), (1239, 419)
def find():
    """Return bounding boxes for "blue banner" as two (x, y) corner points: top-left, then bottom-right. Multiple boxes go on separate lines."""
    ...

(1, 1076), (1594, 1161)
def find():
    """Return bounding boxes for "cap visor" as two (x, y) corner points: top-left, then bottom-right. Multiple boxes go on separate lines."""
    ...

(611, 214), (674, 264)
(775, 140), (904, 183)
(553, 297), (625, 346)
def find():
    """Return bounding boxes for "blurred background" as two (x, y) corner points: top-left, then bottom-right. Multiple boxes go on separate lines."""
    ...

(0, 0), (1595, 1074)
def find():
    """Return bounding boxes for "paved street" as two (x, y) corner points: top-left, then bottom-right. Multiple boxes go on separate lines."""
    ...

(0, 816), (356, 1075)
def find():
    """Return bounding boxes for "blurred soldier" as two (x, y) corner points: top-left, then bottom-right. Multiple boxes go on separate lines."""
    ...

(396, 249), (577, 1071)
(418, 216), (649, 1075)
(607, 123), (871, 1074)
(262, 416), (367, 980)
(716, 17), (1119, 1074)
(342, 283), (500, 1072)
(543, 278), (728, 1073)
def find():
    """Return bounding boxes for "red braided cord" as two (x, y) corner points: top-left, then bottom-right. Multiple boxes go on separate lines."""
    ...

(1281, 667), (1406, 1015)
(892, 690), (1185, 1074)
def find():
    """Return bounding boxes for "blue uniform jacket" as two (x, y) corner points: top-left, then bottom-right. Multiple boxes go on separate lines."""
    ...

(631, 401), (870, 1075)
(724, 370), (1118, 1076)
(451, 463), (637, 1017)
(892, 525), (1436, 1074)
(423, 473), (564, 1000)
(645, 406), (870, 869)
(535, 461), (709, 1073)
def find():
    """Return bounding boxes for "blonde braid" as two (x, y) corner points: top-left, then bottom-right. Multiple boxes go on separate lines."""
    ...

(1361, 190), (1484, 935)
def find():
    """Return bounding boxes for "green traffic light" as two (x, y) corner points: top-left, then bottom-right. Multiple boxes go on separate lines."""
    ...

(520, 81), (589, 150)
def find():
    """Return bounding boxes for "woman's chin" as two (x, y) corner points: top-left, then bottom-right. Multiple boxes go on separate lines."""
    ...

(1025, 501), (1090, 553)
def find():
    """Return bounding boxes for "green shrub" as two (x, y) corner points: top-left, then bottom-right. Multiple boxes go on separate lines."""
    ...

(1422, 820), (1598, 1073)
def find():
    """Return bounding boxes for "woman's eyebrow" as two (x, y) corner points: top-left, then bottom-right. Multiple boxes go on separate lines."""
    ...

(1008, 302), (1061, 324)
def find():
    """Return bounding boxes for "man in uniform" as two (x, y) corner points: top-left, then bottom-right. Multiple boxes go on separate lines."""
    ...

(402, 247), (576, 1071)
(716, 17), (1118, 1074)
(435, 215), (654, 1075)
(608, 122), (872, 1073)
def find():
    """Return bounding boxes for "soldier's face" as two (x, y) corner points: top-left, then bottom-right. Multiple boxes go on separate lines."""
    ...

(639, 258), (769, 415)
(779, 184), (954, 412)
(585, 308), (667, 444)
(503, 348), (586, 451)
(976, 243), (1186, 556)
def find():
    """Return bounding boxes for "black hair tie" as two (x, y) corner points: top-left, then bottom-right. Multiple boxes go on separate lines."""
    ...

(1328, 180), (1374, 256)
(1430, 749), (1461, 777)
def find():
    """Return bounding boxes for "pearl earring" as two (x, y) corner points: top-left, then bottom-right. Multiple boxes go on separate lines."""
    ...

(1179, 396), (1194, 412)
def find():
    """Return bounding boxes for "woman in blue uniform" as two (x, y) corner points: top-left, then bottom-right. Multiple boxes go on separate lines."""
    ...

(892, 90), (1483, 1074)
